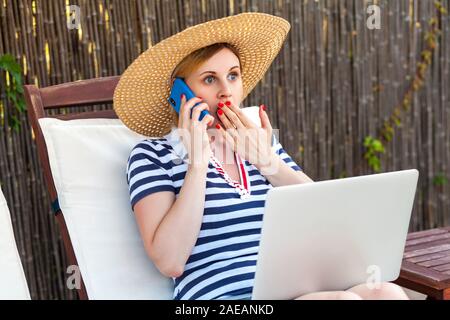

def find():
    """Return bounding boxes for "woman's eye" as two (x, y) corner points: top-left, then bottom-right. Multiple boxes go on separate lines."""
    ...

(204, 76), (214, 84)
(229, 72), (239, 80)
(203, 73), (239, 84)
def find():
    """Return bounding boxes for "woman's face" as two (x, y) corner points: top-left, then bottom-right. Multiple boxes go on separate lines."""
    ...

(184, 48), (244, 127)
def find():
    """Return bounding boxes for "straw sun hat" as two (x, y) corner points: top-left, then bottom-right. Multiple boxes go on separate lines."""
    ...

(113, 12), (291, 137)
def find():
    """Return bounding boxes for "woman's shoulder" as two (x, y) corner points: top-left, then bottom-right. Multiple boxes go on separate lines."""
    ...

(128, 137), (174, 163)
(130, 137), (172, 153)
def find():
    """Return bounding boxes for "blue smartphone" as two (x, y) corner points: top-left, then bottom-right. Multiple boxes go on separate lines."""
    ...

(168, 77), (209, 121)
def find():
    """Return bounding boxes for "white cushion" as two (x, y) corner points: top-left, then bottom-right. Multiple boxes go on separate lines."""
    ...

(0, 188), (31, 300)
(38, 106), (262, 300)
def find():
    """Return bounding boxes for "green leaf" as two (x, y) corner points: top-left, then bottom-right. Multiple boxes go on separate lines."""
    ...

(17, 99), (26, 112)
(0, 54), (15, 68)
(9, 114), (21, 132)
(368, 156), (378, 168)
(382, 132), (392, 142)
(12, 72), (23, 87)
(364, 136), (373, 147)
(372, 140), (385, 153)
(0, 55), (21, 75)
(15, 85), (24, 94)
(7, 92), (17, 105)
(433, 173), (448, 186)
(373, 163), (381, 172)
(0, 54), (26, 117)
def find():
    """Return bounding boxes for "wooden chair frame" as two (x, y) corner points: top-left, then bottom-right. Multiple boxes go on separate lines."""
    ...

(24, 76), (120, 300)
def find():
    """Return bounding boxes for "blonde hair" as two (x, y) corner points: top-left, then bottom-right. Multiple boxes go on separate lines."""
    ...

(164, 43), (242, 135)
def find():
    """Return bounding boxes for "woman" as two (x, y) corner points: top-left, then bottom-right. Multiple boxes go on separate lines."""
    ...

(114, 13), (409, 300)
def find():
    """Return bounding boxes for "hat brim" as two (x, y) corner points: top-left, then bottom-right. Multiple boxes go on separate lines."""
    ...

(113, 12), (290, 137)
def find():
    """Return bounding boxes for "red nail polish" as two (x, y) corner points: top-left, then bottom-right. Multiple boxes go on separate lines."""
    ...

(180, 94), (185, 100)
(225, 101), (231, 106)
(218, 109), (223, 116)
(216, 124), (221, 129)
(218, 102), (224, 108)
(261, 104), (267, 111)
(198, 96), (202, 99)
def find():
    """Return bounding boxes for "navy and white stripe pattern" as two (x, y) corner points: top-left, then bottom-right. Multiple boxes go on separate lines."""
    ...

(126, 126), (303, 300)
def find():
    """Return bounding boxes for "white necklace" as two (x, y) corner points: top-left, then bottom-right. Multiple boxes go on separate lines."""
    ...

(209, 152), (251, 200)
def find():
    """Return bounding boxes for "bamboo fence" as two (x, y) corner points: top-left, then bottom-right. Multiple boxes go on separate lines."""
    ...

(0, 0), (449, 299)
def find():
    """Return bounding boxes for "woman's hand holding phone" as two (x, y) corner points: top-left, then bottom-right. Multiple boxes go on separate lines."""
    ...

(178, 94), (215, 169)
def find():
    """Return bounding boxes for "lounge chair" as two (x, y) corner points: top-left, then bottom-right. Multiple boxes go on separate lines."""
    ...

(0, 187), (31, 300)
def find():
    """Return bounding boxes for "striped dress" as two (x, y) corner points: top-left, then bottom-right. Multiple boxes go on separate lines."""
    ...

(126, 126), (303, 300)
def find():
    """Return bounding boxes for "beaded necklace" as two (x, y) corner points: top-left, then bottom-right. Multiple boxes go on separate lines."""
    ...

(209, 152), (251, 199)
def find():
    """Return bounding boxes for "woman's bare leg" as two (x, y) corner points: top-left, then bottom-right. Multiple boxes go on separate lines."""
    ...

(346, 282), (409, 300)
(295, 291), (362, 300)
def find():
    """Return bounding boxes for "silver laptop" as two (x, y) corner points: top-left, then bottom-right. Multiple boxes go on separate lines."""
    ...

(252, 169), (419, 300)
